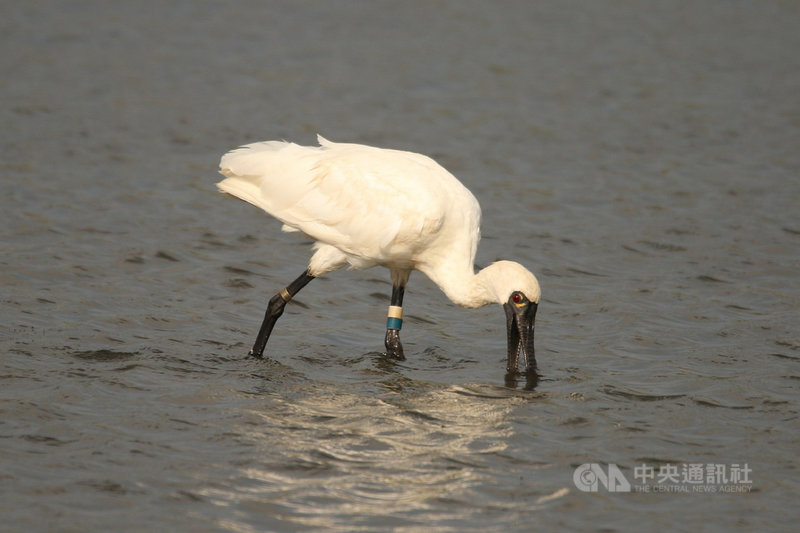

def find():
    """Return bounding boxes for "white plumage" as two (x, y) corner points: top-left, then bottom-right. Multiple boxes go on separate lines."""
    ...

(217, 135), (541, 371)
(218, 135), (539, 307)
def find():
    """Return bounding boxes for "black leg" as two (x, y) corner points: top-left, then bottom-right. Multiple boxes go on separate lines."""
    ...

(384, 284), (406, 361)
(250, 270), (315, 358)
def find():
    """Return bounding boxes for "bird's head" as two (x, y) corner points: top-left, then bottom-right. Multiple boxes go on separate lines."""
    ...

(478, 261), (541, 375)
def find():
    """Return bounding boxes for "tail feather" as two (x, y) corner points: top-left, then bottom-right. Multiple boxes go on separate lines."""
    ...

(217, 139), (322, 223)
(216, 172), (265, 211)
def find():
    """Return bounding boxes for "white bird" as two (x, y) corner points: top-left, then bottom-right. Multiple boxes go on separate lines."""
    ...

(217, 135), (541, 374)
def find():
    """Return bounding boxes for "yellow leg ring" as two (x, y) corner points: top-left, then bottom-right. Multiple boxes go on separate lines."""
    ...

(387, 306), (403, 319)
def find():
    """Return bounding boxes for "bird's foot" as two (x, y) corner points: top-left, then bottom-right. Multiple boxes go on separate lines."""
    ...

(384, 329), (406, 361)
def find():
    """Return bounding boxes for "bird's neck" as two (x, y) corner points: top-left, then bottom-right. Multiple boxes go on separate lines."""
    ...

(420, 261), (493, 309)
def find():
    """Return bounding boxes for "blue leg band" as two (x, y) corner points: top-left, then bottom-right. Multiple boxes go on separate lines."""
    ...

(386, 317), (403, 330)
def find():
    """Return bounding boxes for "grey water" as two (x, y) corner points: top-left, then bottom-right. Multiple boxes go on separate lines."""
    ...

(2, 1), (799, 531)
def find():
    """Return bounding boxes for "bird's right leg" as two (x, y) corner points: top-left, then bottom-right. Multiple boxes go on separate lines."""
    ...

(250, 270), (315, 358)
(384, 284), (406, 361)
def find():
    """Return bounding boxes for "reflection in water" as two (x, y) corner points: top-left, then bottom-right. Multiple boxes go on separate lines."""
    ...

(198, 379), (553, 529)
(505, 369), (540, 391)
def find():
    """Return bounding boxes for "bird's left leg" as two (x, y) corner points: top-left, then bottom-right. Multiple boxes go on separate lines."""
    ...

(250, 269), (315, 358)
(384, 284), (406, 360)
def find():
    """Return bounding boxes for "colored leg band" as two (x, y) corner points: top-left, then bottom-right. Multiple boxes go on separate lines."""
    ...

(279, 288), (292, 302)
(386, 305), (403, 330)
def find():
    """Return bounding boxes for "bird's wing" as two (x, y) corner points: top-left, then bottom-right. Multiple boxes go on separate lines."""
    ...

(218, 137), (472, 261)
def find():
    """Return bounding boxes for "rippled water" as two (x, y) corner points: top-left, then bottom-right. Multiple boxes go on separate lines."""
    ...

(2, 1), (799, 531)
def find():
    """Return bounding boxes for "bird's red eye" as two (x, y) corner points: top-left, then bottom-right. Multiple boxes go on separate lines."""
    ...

(512, 292), (522, 303)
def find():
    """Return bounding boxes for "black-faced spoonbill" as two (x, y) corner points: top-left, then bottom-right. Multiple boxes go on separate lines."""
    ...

(217, 136), (541, 374)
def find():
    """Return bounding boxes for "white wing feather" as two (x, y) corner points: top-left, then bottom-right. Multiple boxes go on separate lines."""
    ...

(218, 136), (476, 267)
